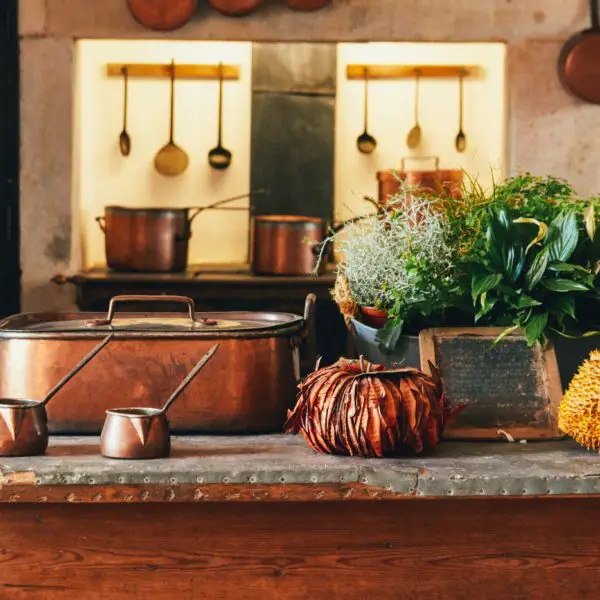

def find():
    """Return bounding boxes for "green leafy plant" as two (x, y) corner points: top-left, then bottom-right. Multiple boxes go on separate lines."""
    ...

(469, 204), (599, 346)
(327, 172), (600, 353)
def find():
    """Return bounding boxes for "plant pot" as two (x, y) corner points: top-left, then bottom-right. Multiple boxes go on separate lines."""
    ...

(359, 306), (388, 330)
(350, 318), (420, 369)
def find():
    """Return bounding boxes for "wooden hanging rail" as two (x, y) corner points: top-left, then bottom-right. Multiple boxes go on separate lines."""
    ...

(106, 63), (241, 80)
(346, 65), (482, 80)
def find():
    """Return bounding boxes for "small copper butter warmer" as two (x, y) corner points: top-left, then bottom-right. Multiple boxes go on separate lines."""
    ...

(0, 334), (113, 457)
(100, 344), (219, 459)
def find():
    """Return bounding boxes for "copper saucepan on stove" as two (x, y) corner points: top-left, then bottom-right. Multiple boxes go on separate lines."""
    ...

(250, 215), (325, 276)
(96, 191), (264, 273)
(0, 334), (113, 457)
(100, 343), (219, 459)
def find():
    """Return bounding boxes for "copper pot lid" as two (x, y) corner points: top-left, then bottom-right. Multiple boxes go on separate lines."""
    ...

(0, 295), (309, 338)
(2, 313), (302, 333)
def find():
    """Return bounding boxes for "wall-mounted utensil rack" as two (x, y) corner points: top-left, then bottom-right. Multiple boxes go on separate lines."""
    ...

(106, 63), (240, 80)
(346, 65), (482, 80)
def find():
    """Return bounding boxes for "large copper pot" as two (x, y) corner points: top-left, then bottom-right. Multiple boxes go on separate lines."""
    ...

(95, 192), (258, 273)
(251, 215), (325, 276)
(0, 294), (315, 434)
(377, 156), (463, 206)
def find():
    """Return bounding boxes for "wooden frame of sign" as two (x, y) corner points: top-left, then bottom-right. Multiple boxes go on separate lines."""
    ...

(419, 327), (564, 441)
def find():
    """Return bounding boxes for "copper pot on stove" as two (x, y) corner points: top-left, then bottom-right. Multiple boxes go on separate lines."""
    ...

(377, 156), (463, 206)
(95, 191), (262, 273)
(250, 215), (325, 276)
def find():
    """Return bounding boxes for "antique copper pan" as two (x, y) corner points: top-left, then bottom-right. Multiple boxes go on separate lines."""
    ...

(96, 191), (262, 273)
(558, 0), (600, 103)
(0, 334), (112, 457)
(0, 294), (315, 434)
(126, 0), (198, 31)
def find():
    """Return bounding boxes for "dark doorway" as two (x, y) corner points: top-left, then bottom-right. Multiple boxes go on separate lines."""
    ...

(0, 0), (20, 316)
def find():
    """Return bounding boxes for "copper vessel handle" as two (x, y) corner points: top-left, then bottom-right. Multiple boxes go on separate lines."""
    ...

(301, 293), (317, 338)
(159, 344), (220, 415)
(400, 156), (440, 171)
(40, 333), (114, 407)
(92, 295), (200, 326)
(95, 216), (106, 233)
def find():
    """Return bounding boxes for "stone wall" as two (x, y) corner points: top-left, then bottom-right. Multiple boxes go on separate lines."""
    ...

(18, 0), (600, 311)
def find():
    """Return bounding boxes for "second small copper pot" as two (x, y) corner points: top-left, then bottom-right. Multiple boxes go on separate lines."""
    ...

(100, 344), (219, 459)
(250, 215), (325, 276)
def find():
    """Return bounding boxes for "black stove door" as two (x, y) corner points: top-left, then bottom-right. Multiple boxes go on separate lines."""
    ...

(0, 0), (20, 317)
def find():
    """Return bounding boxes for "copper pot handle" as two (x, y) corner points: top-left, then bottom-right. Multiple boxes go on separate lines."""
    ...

(400, 156), (440, 171)
(90, 295), (203, 327)
(95, 216), (106, 233)
(301, 293), (317, 338)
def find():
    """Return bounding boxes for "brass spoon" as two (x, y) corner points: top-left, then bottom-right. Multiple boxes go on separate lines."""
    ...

(119, 67), (131, 157)
(208, 63), (232, 170)
(356, 66), (377, 154)
(406, 70), (421, 149)
(455, 71), (467, 153)
(155, 59), (189, 177)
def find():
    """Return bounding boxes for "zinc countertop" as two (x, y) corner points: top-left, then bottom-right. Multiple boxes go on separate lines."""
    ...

(0, 435), (597, 503)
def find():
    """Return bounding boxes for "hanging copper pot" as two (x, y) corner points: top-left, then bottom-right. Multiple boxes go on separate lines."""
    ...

(209, 0), (264, 16)
(126, 0), (198, 31)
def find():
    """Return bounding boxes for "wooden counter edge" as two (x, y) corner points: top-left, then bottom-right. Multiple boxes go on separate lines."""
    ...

(0, 482), (599, 503)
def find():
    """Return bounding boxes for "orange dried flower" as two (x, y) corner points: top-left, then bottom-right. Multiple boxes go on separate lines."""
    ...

(285, 357), (458, 457)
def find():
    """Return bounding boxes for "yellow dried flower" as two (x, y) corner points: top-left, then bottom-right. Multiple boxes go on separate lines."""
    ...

(559, 350), (600, 450)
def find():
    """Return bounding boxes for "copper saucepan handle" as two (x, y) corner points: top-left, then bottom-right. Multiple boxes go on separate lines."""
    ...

(400, 156), (440, 171)
(89, 295), (203, 327)
(95, 216), (106, 233)
(187, 189), (267, 225)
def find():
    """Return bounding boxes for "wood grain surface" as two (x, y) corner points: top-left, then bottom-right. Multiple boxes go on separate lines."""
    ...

(1, 499), (600, 599)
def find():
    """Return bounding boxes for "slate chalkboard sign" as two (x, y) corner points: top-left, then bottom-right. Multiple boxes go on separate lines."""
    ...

(419, 328), (564, 441)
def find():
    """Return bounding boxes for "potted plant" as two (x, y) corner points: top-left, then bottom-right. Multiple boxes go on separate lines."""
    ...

(326, 185), (472, 367)
(324, 173), (600, 383)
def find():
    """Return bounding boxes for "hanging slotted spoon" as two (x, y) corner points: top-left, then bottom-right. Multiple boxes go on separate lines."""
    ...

(455, 71), (467, 153)
(406, 70), (422, 149)
(154, 59), (189, 176)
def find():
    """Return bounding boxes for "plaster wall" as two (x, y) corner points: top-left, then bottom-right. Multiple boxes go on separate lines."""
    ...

(19, 0), (600, 311)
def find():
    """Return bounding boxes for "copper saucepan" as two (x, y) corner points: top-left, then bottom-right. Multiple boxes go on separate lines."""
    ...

(100, 344), (219, 459)
(0, 334), (113, 457)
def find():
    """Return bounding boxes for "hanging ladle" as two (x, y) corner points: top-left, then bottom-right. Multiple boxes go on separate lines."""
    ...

(119, 66), (132, 157)
(100, 343), (219, 459)
(406, 69), (422, 149)
(0, 333), (114, 457)
(356, 66), (377, 154)
(455, 70), (467, 153)
(155, 59), (189, 176)
(208, 63), (233, 170)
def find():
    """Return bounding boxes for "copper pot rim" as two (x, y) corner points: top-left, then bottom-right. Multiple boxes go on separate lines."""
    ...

(105, 206), (192, 218)
(0, 399), (41, 409)
(105, 407), (163, 418)
(254, 214), (323, 225)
